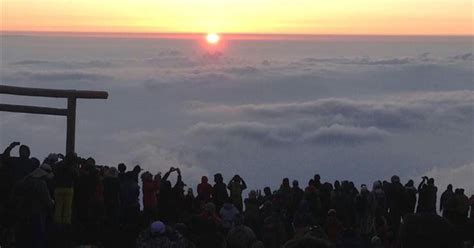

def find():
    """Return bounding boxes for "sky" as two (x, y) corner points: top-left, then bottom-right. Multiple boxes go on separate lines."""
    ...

(0, 35), (473, 194)
(2, 0), (473, 35)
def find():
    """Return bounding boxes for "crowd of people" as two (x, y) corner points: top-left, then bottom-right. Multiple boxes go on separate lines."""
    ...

(0, 141), (473, 248)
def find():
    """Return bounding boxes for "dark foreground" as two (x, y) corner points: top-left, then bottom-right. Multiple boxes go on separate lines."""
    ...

(0, 142), (473, 248)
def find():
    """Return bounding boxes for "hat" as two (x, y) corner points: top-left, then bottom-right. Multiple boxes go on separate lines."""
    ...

(30, 163), (54, 178)
(150, 221), (166, 234)
(371, 236), (382, 245)
(327, 209), (337, 216)
(46, 153), (59, 163)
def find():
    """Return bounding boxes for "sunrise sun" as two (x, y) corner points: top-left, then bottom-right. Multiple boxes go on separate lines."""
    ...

(206, 33), (220, 44)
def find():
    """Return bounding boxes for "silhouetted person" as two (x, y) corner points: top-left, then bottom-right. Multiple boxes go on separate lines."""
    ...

(319, 182), (333, 222)
(14, 163), (54, 248)
(220, 201), (240, 232)
(244, 190), (261, 239)
(170, 168), (186, 223)
(261, 186), (273, 204)
(440, 184), (454, 218)
(386, 175), (404, 234)
(453, 188), (469, 225)
(102, 167), (121, 247)
(372, 181), (387, 220)
(356, 184), (374, 244)
(53, 153), (77, 226)
(417, 177), (437, 214)
(141, 171), (159, 225)
(313, 174), (321, 189)
(324, 209), (343, 243)
(74, 158), (99, 243)
(2, 142), (36, 185)
(120, 171), (140, 246)
(228, 175), (247, 212)
(278, 178), (292, 213)
(213, 173), (229, 211)
(132, 165), (142, 183)
(197, 176), (213, 203)
(158, 167), (179, 223)
(289, 180), (304, 218)
(117, 163), (127, 182)
(182, 188), (198, 222)
(403, 180), (417, 216)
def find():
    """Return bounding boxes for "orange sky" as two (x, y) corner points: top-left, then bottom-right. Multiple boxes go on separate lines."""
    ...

(2, 0), (473, 35)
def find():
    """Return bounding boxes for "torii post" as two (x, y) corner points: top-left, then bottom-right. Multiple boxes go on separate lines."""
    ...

(0, 85), (108, 155)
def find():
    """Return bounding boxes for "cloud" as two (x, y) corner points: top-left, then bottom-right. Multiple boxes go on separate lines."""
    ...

(452, 53), (473, 61)
(10, 60), (115, 69)
(300, 57), (412, 65)
(2, 37), (473, 191)
(302, 124), (389, 145)
(187, 122), (390, 147)
(224, 66), (260, 75)
(187, 122), (294, 146)
(105, 129), (209, 185)
(2, 70), (113, 83)
(189, 91), (474, 130)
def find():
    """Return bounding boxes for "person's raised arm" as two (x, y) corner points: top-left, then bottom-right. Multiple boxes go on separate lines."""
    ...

(2, 141), (20, 159)
(418, 177), (426, 191)
(240, 176), (247, 190)
(176, 168), (182, 183)
(162, 167), (174, 182)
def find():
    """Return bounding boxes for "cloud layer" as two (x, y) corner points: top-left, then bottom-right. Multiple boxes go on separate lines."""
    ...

(1, 36), (472, 190)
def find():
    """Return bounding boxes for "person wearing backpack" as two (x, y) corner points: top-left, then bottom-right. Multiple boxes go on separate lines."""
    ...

(14, 163), (54, 248)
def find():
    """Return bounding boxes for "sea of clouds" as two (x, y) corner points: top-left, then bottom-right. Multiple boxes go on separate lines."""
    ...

(0, 35), (472, 194)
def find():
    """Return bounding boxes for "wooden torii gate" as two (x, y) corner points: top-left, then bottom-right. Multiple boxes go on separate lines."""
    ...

(0, 85), (108, 155)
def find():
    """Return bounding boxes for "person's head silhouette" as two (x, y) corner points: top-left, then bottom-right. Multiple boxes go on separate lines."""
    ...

(118, 163), (126, 173)
(264, 187), (271, 196)
(447, 184), (453, 191)
(428, 178), (435, 186)
(19, 144), (30, 158)
(292, 180), (299, 188)
(214, 173), (223, 183)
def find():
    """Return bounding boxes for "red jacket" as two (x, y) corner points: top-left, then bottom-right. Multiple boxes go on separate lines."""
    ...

(143, 180), (159, 209)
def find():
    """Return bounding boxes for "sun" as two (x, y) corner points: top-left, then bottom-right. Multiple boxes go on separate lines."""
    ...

(206, 33), (220, 44)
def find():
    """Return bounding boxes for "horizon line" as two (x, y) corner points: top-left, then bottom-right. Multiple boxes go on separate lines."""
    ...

(2, 30), (472, 40)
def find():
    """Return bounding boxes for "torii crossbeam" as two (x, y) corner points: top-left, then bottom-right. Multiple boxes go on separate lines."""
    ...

(0, 85), (108, 155)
